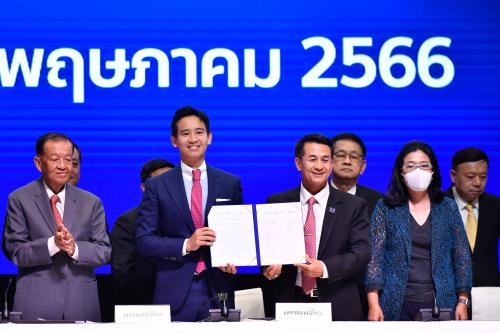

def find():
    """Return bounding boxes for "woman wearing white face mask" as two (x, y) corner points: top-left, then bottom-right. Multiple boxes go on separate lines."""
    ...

(365, 141), (472, 321)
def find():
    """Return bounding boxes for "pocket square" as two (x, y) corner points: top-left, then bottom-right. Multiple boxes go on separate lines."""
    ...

(216, 198), (231, 202)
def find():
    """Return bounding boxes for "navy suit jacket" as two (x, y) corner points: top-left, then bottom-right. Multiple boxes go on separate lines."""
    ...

(135, 165), (243, 312)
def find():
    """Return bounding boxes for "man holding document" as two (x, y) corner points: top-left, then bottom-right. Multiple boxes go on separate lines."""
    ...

(136, 106), (243, 321)
(263, 134), (371, 320)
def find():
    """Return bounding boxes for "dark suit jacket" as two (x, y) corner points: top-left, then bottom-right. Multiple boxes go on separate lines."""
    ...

(3, 178), (111, 321)
(445, 187), (500, 286)
(135, 165), (243, 312)
(266, 185), (370, 320)
(355, 184), (383, 219)
(110, 207), (156, 305)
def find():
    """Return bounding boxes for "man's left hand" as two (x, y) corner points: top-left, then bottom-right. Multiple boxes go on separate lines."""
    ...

(61, 226), (76, 256)
(294, 255), (324, 278)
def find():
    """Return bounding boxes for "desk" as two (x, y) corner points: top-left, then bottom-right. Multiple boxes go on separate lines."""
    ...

(2, 321), (500, 333)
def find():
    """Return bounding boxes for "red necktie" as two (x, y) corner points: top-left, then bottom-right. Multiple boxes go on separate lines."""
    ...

(302, 197), (317, 295)
(191, 169), (206, 273)
(50, 195), (64, 227)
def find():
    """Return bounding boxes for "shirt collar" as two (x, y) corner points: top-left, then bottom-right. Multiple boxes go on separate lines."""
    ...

(330, 179), (357, 195)
(181, 160), (207, 180)
(300, 182), (330, 207)
(43, 181), (66, 205)
(452, 186), (479, 210)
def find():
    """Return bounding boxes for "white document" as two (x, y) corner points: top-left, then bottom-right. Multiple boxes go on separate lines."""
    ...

(208, 204), (258, 266)
(256, 202), (306, 265)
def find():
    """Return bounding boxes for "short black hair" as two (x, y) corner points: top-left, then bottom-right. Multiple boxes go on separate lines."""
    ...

(140, 159), (175, 183)
(35, 132), (74, 156)
(451, 147), (489, 170)
(170, 106), (210, 137)
(331, 132), (367, 158)
(73, 142), (82, 163)
(294, 134), (333, 159)
(384, 141), (444, 207)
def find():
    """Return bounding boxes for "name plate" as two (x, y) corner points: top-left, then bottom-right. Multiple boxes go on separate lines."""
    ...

(115, 305), (171, 324)
(275, 303), (332, 321)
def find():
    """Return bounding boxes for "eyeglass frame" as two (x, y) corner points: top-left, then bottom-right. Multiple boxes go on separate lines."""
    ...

(401, 162), (433, 173)
(333, 150), (364, 162)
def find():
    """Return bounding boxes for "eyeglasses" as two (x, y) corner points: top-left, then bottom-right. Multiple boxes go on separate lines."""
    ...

(333, 151), (364, 161)
(402, 163), (433, 172)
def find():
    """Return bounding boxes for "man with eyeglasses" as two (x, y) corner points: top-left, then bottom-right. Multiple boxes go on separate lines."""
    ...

(330, 133), (383, 319)
(330, 133), (382, 217)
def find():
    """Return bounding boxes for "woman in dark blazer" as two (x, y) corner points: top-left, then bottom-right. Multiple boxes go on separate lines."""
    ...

(365, 141), (472, 321)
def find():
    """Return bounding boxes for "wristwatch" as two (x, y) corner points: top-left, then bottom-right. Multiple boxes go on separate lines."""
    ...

(458, 297), (471, 308)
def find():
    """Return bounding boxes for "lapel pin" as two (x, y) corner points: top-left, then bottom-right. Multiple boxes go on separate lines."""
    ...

(329, 207), (336, 214)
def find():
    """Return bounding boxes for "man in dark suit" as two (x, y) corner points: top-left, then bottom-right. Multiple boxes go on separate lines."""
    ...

(330, 133), (382, 318)
(110, 158), (174, 305)
(136, 106), (243, 322)
(3, 133), (111, 321)
(445, 147), (500, 287)
(330, 133), (382, 217)
(263, 134), (370, 320)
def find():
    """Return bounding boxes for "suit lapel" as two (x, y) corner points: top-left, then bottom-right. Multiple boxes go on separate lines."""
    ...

(318, 186), (340, 258)
(33, 179), (57, 234)
(205, 166), (221, 223)
(165, 166), (195, 232)
(63, 185), (77, 231)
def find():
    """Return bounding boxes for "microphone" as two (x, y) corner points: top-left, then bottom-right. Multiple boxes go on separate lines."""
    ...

(432, 290), (440, 319)
(218, 293), (229, 319)
(2, 278), (13, 322)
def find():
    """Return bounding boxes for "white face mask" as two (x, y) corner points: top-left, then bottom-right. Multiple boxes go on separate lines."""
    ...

(402, 168), (433, 192)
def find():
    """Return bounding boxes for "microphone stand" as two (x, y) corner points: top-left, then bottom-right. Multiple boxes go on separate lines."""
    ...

(200, 292), (240, 322)
(1, 278), (12, 322)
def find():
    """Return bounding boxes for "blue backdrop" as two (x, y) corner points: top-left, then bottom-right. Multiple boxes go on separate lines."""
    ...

(1, 0), (499, 274)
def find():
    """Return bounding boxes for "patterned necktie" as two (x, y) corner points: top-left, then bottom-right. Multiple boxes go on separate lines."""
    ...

(302, 196), (317, 295)
(465, 203), (478, 251)
(191, 169), (206, 273)
(50, 195), (64, 227)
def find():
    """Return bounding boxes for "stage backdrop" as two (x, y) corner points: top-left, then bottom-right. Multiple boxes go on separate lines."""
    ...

(1, 1), (499, 274)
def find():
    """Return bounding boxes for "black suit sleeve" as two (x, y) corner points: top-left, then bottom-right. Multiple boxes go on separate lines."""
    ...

(110, 210), (156, 291)
(323, 199), (371, 282)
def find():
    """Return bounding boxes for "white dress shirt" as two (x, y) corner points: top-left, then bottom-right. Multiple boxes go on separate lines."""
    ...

(295, 183), (330, 288)
(452, 186), (479, 229)
(181, 161), (208, 255)
(44, 182), (79, 260)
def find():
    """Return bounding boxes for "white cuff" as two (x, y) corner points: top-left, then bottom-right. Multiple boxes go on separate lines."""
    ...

(182, 239), (189, 256)
(70, 243), (79, 261)
(47, 236), (60, 257)
(320, 261), (329, 279)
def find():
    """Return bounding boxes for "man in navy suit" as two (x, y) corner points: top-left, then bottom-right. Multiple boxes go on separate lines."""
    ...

(136, 106), (243, 322)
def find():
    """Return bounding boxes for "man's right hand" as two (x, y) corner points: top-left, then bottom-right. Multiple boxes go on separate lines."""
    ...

(54, 225), (66, 251)
(186, 227), (216, 252)
(263, 264), (282, 280)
